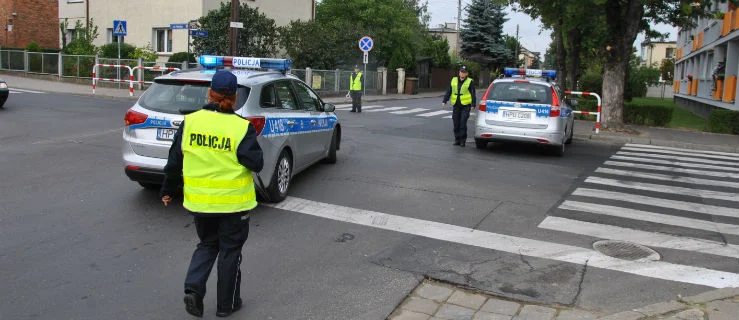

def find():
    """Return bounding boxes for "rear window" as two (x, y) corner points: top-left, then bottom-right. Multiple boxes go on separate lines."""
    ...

(139, 79), (250, 114)
(489, 82), (552, 105)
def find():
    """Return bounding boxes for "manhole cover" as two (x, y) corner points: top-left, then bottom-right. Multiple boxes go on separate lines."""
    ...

(593, 240), (661, 261)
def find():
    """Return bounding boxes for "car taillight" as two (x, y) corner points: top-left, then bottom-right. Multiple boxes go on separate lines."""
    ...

(549, 87), (561, 117)
(124, 109), (148, 126)
(246, 116), (266, 135)
(479, 84), (493, 111)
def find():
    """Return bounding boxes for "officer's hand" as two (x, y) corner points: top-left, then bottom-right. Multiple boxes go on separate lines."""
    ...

(162, 195), (172, 207)
(442, 102), (446, 107)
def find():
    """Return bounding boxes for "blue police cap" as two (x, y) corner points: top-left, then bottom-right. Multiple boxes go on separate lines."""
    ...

(211, 71), (237, 96)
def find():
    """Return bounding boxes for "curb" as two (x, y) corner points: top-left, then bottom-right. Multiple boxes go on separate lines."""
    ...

(598, 287), (739, 320)
(573, 133), (739, 153)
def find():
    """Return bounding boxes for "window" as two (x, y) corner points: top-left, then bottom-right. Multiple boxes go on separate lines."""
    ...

(106, 28), (124, 44)
(666, 47), (675, 59)
(139, 80), (249, 113)
(293, 81), (322, 111)
(153, 28), (172, 53)
(274, 81), (298, 110)
(260, 84), (278, 108)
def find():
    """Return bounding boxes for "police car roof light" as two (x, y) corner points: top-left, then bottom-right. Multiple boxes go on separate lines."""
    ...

(503, 67), (557, 79)
(199, 55), (292, 71)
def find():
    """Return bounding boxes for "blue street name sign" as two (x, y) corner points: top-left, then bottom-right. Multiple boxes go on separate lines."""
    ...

(113, 20), (127, 36)
(170, 23), (187, 30)
(190, 30), (209, 37)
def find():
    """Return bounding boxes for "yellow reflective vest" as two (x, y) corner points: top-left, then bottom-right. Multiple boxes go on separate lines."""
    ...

(350, 72), (363, 91)
(181, 110), (257, 213)
(451, 77), (473, 106)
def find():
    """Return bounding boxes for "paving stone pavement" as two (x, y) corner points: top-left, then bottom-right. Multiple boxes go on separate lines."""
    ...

(388, 280), (739, 320)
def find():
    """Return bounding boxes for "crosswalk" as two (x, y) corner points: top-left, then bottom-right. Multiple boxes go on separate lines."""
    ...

(8, 88), (45, 94)
(538, 143), (739, 273)
(332, 103), (475, 119)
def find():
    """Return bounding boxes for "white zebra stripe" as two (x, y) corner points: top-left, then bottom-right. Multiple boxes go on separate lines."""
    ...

(603, 161), (739, 179)
(595, 167), (739, 189)
(585, 176), (739, 202)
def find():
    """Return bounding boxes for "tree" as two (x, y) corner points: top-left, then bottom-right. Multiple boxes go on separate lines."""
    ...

(420, 34), (452, 68)
(193, 2), (279, 57)
(64, 19), (99, 55)
(503, 35), (522, 67)
(461, 0), (513, 86)
(278, 20), (343, 69)
(660, 58), (675, 82)
(60, 18), (69, 51)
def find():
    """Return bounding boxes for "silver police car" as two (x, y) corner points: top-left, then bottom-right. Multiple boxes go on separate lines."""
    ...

(123, 56), (341, 202)
(474, 68), (574, 156)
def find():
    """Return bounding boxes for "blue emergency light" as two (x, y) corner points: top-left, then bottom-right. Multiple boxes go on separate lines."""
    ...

(503, 68), (557, 79)
(198, 55), (292, 71)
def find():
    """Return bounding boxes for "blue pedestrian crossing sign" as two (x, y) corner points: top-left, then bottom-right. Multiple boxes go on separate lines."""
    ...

(359, 36), (373, 52)
(113, 20), (127, 37)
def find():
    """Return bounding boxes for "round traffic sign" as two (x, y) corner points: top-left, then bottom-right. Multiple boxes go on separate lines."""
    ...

(359, 36), (373, 52)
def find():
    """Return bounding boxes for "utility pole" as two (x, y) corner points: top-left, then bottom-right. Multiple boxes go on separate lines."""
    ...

(86, 0), (90, 32)
(456, 0), (461, 59)
(515, 24), (519, 68)
(229, 0), (239, 56)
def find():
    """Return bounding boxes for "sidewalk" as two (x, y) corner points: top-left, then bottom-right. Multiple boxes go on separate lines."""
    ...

(390, 280), (739, 320)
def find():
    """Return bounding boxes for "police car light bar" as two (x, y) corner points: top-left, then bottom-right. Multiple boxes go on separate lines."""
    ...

(503, 68), (557, 78)
(198, 55), (293, 71)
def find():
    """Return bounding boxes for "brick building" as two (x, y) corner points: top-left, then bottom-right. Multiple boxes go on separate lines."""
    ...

(0, 0), (59, 49)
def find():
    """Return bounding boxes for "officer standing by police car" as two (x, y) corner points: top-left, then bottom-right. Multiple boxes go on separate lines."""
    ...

(160, 71), (263, 318)
(349, 65), (364, 112)
(442, 66), (476, 147)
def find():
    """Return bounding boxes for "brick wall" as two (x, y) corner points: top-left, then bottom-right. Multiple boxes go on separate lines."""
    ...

(0, 0), (59, 49)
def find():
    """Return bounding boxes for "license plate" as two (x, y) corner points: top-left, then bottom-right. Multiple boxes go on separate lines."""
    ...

(156, 128), (177, 141)
(503, 110), (532, 120)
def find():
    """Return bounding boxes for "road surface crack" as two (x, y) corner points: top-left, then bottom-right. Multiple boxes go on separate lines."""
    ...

(570, 257), (590, 306)
(472, 202), (504, 230)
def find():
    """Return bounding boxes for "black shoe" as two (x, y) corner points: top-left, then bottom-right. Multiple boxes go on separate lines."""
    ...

(350, 110), (356, 112)
(357, 110), (362, 113)
(216, 298), (243, 317)
(460, 141), (466, 147)
(184, 293), (204, 318)
(453, 140), (460, 146)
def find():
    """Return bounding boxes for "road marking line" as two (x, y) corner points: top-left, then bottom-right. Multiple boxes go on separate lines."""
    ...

(538, 216), (739, 259)
(265, 197), (739, 288)
(595, 167), (739, 189)
(416, 110), (452, 117)
(625, 144), (739, 157)
(616, 151), (739, 167)
(8, 88), (45, 94)
(559, 200), (739, 236)
(443, 115), (452, 119)
(603, 161), (739, 179)
(335, 105), (384, 111)
(621, 146), (739, 161)
(585, 176), (739, 202)
(572, 188), (739, 218)
(364, 107), (407, 113)
(334, 104), (351, 108)
(610, 155), (739, 172)
(390, 108), (429, 114)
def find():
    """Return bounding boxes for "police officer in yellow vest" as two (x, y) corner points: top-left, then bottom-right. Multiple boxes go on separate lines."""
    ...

(442, 65), (476, 147)
(160, 71), (263, 318)
(349, 65), (364, 112)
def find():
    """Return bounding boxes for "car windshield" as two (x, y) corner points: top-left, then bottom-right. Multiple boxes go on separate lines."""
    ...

(489, 82), (552, 105)
(139, 79), (250, 114)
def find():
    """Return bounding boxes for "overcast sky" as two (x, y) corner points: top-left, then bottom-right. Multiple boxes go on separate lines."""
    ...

(425, 0), (677, 60)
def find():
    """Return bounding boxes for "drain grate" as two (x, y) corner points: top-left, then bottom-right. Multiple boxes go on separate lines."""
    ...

(593, 240), (661, 261)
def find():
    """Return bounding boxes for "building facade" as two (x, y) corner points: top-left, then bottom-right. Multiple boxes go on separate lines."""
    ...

(673, 2), (739, 117)
(428, 23), (459, 56)
(58, 0), (313, 58)
(1, 0), (59, 49)
(640, 40), (676, 67)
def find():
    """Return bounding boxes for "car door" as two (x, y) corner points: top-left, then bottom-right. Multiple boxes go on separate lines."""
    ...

(261, 80), (313, 170)
(292, 80), (333, 163)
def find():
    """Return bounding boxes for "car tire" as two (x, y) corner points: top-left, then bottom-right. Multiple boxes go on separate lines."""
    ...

(474, 138), (487, 149)
(138, 182), (161, 190)
(324, 130), (338, 164)
(265, 150), (292, 203)
(565, 122), (574, 145)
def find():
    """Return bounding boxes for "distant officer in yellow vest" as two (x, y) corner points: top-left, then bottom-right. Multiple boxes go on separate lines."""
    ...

(160, 71), (263, 318)
(349, 65), (364, 112)
(442, 65), (477, 147)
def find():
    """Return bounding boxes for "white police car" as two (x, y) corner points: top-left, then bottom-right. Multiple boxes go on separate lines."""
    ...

(123, 56), (341, 202)
(474, 68), (574, 156)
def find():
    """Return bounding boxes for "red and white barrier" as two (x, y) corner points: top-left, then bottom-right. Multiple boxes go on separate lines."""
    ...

(132, 66), (180, 84)
(92, 64), (134, 96)
(565, 90), (601, 134)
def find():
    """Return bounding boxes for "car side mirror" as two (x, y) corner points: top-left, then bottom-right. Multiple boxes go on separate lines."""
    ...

(568, 99), (579, 107)
(323, 103), (336, 112)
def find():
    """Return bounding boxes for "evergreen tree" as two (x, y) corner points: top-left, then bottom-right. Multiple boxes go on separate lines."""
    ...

(460, 0), (512, 85)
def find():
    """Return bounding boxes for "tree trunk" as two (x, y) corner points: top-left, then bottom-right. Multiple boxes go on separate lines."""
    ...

(566, 27), (582, 91)
(480, 66), (491, 88)
(555, 17), (567, 90)
(600, 0), (644, 129)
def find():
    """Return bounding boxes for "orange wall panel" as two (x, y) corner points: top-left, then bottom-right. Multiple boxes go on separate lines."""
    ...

(714, 80), (723, 100)
(723, 76), (737, 102)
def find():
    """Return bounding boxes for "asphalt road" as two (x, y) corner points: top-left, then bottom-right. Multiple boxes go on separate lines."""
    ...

(1, 90), (737, 320)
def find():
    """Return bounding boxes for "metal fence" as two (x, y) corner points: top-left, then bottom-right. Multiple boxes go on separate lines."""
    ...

(292, 69), (379, 94)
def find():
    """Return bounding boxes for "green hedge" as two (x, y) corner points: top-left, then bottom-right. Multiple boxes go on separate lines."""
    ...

(708, 109), (739, 134)
(623, 103), (673, 126)
(571, 98), (599, 120)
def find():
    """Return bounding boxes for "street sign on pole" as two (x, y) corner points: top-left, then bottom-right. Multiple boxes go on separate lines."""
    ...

(363, 52), (368, 64)
(113, 20), (127, 36)
(359, 36), (373, 52)
(170, 23), (187, 30)
(230, 22), (244, 29)
(190, 30), (209, 37)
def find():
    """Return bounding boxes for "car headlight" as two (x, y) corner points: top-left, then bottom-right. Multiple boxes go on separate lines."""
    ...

(0, 83), (7, 89)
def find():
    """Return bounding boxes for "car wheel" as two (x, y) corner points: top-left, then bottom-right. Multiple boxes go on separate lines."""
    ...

(138, 182), (161, 190)
(266, 150), (292, 203)
(565, 122), (574, 144)
(474, 138), (487, 149)
(324, 130), (337, 164)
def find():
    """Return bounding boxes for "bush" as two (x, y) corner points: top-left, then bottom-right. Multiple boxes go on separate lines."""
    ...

(623, 103), (673, 126)
(708, 109), (739, 134)
(578, 72), (602, 93)
(99, 42), (136, 59)
(168, 52), (197, 63)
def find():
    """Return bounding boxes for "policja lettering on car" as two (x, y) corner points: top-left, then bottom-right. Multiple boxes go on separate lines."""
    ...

(189, 133), (233, 151)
